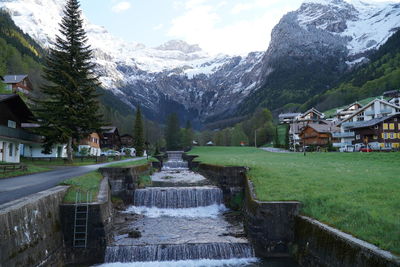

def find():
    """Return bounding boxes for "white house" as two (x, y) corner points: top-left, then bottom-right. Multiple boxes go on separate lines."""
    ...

(20, 143), (67, 158)
(334, 98), (400, 147)
(0, 94), (42, 163)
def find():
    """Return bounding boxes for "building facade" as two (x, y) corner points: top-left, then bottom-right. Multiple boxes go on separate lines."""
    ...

(0, 94), (41, 163)
(79, 132), (102, 156)
(3, 75), (34, 96)
(100, 127), (121, 151)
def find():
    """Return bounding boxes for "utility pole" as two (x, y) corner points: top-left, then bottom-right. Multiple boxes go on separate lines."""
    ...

(254, 129), (257, 148)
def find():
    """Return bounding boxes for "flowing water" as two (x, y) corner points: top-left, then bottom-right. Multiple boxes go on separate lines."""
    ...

(100, 152), (298, 267)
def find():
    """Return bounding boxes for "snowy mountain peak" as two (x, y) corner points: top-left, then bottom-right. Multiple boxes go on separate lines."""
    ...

(156, 40), (202, 54)
(297, 0), (400, 55)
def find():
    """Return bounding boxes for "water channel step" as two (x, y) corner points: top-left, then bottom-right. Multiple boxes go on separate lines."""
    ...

(105, 242), (255, 262)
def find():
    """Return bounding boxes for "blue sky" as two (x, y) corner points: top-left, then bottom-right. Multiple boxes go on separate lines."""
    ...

(80, 0), (397, 55)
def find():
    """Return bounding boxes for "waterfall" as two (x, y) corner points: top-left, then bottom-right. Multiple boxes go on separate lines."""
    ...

(162, 151), (188, 170)
(105, 243), (255, 262)
(133, 187), (223, 208)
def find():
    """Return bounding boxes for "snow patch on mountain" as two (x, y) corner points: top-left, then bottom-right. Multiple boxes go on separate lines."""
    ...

(298, 0), (400, 56)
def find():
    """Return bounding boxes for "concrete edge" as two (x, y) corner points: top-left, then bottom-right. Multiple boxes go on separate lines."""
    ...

(298, 215), (400, 263)
(0, 185), (70, 212)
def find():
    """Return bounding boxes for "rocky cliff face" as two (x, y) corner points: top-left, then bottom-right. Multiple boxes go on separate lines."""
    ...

(1, 0), (400, 125)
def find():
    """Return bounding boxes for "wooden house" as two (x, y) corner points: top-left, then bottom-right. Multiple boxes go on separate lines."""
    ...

(100, 126), (121, 151)
(0, 94), (41, 163)
(121, 134), (134, 148)
(335, 98), (400, 148)
(79, 132), (102, 156)
(348, 113), (400, 149)
(3, 75), (34, 95)
(299, 123), (339, 147)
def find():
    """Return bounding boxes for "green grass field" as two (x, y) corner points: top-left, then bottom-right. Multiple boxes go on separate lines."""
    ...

(189, 146), (400, 254)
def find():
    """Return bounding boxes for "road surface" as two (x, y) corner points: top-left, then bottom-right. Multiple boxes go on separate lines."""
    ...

(0, 157), (145, 205)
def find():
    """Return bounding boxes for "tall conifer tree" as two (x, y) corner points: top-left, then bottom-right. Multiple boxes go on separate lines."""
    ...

(35, 0), (102, 162)
(165, 113), (182, 150)
(133, 106), (145, 156)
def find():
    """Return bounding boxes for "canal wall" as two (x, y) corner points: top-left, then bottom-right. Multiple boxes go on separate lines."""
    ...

(295, 215), (400, 267)
(194, 159), (400, 266)
(0, 186), (68, 267)
(196, 162), (300, 257)
(100, 163), (150, 204)
(60, 177), (113, 266)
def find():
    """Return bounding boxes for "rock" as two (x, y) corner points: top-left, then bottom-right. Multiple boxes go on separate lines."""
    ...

(128, 230), (141, 238)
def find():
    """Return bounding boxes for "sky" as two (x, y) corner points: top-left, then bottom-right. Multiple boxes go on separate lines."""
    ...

(80, 0), (398, 56)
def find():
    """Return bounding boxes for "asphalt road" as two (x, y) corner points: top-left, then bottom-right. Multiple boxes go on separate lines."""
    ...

(0, 157), (145, 205)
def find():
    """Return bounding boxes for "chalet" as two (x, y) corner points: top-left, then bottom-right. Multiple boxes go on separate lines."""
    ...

(0, 94), (41, 163)
(334, 98), (400, 148)
(347, 113), (400, 150)
(384, 90), (400, 107)
(79, 132), (102, 156)
(100, 126), (121, 151)
(121, 134), (134, 148)
(296, 108), (325, 122)
(3, 75), (34, 96)
(299, 123), (340, 147)
(335, 102), (363, 121)
(278, 113), (302, 124)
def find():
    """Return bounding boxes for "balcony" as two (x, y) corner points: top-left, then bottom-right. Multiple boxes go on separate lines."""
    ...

(0, 125), (42, 143)
(332, 132), (355, 138)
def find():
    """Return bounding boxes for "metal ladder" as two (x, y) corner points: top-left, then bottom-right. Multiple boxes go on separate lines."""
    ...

(73, 191), (92, 248)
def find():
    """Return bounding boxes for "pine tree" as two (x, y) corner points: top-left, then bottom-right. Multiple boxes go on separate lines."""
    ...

(182, 120), (194, 149)
(34, 0), (102, 162)
(133, 106), (145, 156)
(165, 113), (182, 150)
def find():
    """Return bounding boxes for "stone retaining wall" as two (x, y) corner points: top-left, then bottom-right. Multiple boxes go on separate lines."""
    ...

(100, 163), (150, 204)
(0, 186), (69, 267)
(60, 178), (113, 266)
(295, 215), (400, 267)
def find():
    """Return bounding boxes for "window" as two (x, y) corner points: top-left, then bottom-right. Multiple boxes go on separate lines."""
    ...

(390, 133), (395, 139)
(7, 120), (16, 128)
(373, 135), (378, 140)
(356, 134), (360, 140)
(8, 143), (13, 157)
(383, 123), (388, 130)
(375, 125), (379, 130)
(389, 123), (395, 130)
(395, 118), (398, 122)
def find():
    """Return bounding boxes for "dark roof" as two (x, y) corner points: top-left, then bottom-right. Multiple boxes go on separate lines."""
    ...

(121, 134), (133, 138)
(0, 94), (34, 122)
(3, 75), (28, 84)
(307, 123), (339, 133)
(101, 126), (117, 133)
(342, 113), (400, 129)
(383, 90), (400, 97)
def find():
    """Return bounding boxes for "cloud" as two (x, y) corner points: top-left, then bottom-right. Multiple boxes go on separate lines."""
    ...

(112, 1), (131, 13)
(153, 23), (164, 31)
(167, 0), (297, 55)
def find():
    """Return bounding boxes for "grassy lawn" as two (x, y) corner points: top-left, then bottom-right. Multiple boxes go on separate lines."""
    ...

(60, 158), (153, 203)
(189, 146), (400, 254)
(0, 163), (52, 179)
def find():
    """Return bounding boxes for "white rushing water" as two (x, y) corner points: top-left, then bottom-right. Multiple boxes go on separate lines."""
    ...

(97, 257), (260, 267)
(124, 204), (228, 218)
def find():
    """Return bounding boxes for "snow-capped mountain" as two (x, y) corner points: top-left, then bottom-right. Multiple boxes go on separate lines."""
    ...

(1, 0), (400, 124)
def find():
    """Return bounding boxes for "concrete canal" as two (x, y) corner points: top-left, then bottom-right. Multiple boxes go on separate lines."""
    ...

(98, 152), (297, 266)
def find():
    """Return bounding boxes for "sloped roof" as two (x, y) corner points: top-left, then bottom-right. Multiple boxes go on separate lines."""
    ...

(342, 113), (400, 129)
(339, 98), (400, 125)
(3, 75), (28, 84)
(305, 123), (339, 134)
(0, 94), (34, 122)
(298, 107), (324, 119)
(0, 94), (15, 102)
(101, 126), (117, 133)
